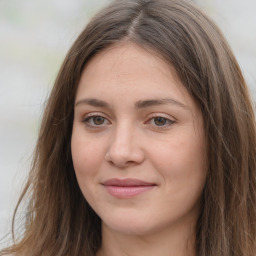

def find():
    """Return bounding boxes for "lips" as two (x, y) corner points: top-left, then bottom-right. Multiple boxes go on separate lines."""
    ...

(101, 178), (156, 198)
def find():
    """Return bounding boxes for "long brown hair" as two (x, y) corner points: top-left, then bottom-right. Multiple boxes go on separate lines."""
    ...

(1, 0), (256, 255)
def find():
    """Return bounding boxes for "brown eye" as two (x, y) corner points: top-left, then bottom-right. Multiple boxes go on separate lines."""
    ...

(83, 115), (109, 127)
(92, 116), (105, 125)
(153, 117), (168, 126)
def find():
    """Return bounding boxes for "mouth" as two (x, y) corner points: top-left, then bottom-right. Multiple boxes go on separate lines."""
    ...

(101, 178), (157, 198)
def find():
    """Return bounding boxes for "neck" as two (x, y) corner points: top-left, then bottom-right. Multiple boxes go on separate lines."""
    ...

(97, 221), (196, 256)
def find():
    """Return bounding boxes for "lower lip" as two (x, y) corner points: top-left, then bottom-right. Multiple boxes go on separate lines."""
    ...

(104, 185), (155, 198)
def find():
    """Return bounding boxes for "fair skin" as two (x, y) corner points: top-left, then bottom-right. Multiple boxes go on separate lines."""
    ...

(71, 42), (207, 256)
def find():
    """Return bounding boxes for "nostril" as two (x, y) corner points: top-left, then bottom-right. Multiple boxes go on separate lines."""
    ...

(104, 132), (145, 167)
(105, 152), (111, 161)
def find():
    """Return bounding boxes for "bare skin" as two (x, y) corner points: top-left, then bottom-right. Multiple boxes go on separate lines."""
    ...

(72, 42), (206, 256)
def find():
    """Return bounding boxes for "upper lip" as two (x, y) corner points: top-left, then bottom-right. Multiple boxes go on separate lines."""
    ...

(102, 178), (156, 187)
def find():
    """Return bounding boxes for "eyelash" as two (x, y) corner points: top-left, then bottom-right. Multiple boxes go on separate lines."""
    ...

(146, 116), (175, 129)
(82, 113), (110, 128)
(82, 113), (175, 129)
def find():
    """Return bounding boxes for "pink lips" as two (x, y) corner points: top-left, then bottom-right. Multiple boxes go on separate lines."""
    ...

(102, 178), (156, 198)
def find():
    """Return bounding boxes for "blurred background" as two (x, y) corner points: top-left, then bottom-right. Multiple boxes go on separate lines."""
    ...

(0, 0), (255, 241)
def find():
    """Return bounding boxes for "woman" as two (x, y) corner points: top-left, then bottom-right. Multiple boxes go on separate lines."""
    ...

(1, 0), (255, 255)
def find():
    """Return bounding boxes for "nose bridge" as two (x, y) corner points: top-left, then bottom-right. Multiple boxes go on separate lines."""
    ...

(111, 121), (134, 155)
(106, 120), (144, 167)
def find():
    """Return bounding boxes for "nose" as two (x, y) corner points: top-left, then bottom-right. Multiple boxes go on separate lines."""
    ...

(105, 123), (145, 168)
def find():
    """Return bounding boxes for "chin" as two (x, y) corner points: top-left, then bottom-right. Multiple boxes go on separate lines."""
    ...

(105, 221), (154, 236)
(101, 211), (165, 236)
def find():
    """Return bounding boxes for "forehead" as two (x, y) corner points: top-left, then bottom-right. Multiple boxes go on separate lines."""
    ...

(79, 43), (181, 91)
(76, 42), (197, 111)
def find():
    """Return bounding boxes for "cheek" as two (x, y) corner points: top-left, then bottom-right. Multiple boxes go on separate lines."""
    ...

(150, 129), (207, 188)
(71, 134), (107, 209)
(71, 131), (105, 183)
(152, 135), (206, 217)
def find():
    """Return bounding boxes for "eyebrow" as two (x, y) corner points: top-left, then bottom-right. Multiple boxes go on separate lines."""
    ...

(75, 98), (110, 108)
(75, 98), (188, 109)
(135, 98), (188, 109)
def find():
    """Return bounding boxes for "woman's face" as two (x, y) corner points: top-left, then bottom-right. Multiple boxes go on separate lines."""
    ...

(71, 43), (207, 237)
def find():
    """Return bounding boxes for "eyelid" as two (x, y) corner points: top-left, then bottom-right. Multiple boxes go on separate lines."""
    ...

(80, 112), (175, 129)
(82, 112), (111, 127)
(146, 112), (176, 121)
(82, 111), (110, 120)
(145, 113), (176, 129)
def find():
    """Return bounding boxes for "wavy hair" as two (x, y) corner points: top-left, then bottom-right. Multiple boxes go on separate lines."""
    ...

(1, 0), (256, 255)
